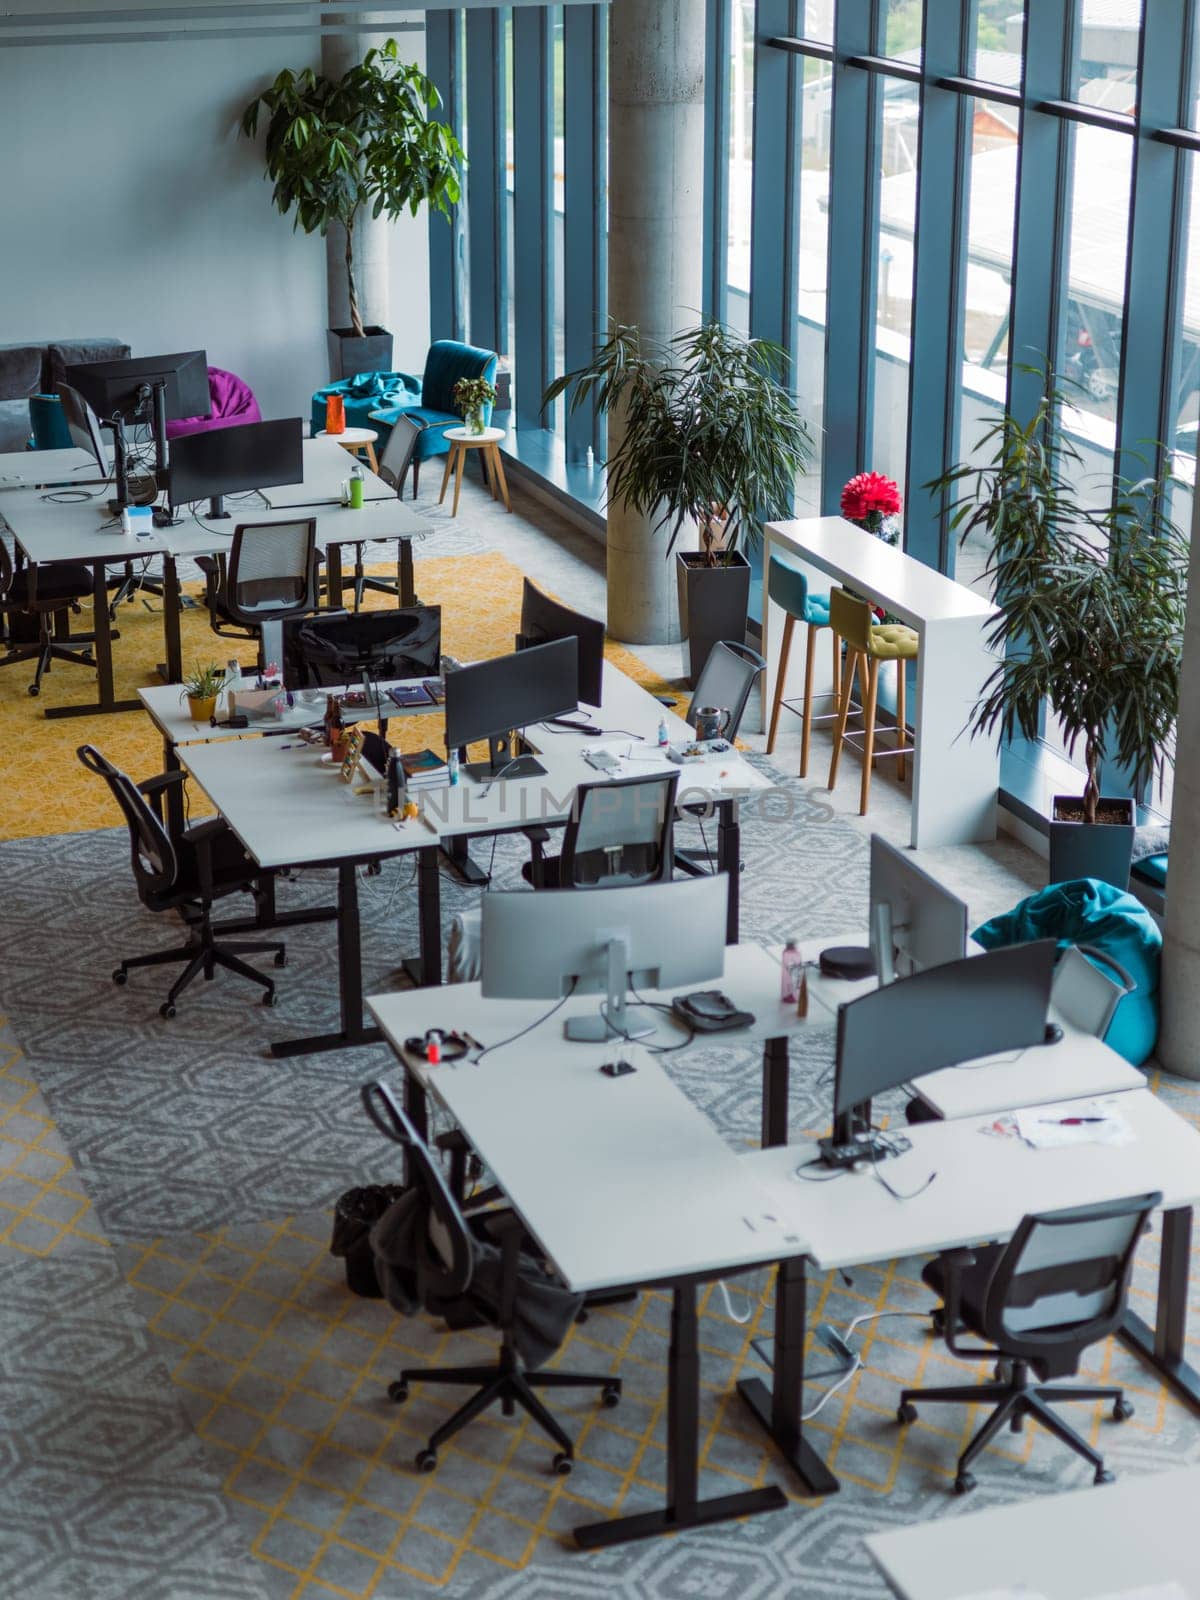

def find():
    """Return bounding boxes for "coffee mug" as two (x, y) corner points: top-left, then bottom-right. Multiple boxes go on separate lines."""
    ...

(693, 705), (731, 741)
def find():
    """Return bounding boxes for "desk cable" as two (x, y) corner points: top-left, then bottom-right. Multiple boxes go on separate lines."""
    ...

(602, 987), (697, 1057)
(801, 1309), (932, 1422)
(472, 978), (579, 1065)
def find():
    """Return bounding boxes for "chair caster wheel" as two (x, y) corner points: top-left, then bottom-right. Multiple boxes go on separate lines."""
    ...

(262, 989), (278, 1007)
(574, 1308), (589, 1324)
(415, 1449), (437, 1473)
(896, 1401), (918, 1425)
(552, 1452), (573, 1476)
(27, 684), (39, 697)
(388, 1381), (409, 1403)
(1095, 1467), (1115, 1485)
(274, 951), (288, 968)
(601, 1383), (621, 1409)
(953, 1473), (976, 1496)
(112, 969), (128, 986)
(930, 1307), (946, 1335)
(1112, 1398), (1134, 1421)
(160, 1003), (177, 1020)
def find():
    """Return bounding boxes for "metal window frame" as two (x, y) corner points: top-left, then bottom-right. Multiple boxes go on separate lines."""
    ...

(512, 4), (555, 431)
(426, 9), (467, 345)
(704, 0), (732, 324)
(749, 0), (801, 365)
(563, 1), (607, 460)
(465, 6), (508, 356)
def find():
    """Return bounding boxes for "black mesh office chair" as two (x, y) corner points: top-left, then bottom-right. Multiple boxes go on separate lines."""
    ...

(898, 1191), (1160, 1493)
(674, 640), (765, 879)
(0, 537), (95, 696)
(523, 771), (678, 888)
(77, 745), (286, 1019)
(195, 518), (319, 650)
(362, 1082), (621, 1475)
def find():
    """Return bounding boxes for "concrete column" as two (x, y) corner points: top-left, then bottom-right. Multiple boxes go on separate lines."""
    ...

(606, 0), (706, 644)
(1157, 485), (1200, 1078)
(322, 14), (392, 338)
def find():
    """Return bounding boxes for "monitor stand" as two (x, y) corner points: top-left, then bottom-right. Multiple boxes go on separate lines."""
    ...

(871, 901), (897, 986)
(565, 937), (655, 1043)
(206, 495), (230, 520)
(463, 732), (545, 783)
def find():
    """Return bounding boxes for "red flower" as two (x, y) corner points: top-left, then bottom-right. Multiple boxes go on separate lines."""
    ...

(840, 471), (902, 522)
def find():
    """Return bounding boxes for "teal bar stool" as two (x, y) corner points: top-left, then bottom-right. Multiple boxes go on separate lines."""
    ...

(766, 553), (835, 777)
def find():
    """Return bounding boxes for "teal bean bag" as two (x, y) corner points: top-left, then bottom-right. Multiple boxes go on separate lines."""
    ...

(972, 877), (1160, 1066)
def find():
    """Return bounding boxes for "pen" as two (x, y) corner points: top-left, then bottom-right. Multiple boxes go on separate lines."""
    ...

(1038, 1115), (1107, 1126)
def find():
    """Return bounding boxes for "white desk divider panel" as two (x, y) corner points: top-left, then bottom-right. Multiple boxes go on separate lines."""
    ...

(762, 517), (1000, 847)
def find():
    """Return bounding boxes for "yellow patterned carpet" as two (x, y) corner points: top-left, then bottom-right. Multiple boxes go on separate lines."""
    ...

(0, 552), (678, 842)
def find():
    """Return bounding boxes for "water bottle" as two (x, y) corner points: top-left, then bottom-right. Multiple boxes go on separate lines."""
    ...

(349, 463), (365, 509)
(448, 749), (460, 786)
(780, 939), (803, 1003)
(657, 716), (669, 748)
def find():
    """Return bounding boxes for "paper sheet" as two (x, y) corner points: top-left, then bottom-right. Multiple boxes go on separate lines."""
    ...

(1086, 1585), (1191, 1600)
(1012, 1096), (1134, 1149)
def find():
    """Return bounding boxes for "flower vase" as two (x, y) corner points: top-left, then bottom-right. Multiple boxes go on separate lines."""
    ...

(466, 407), (486, 437)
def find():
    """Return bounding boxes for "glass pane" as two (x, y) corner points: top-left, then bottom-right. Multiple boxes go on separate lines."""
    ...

(794, 38), (832, 514)
(969, 0), (1023, 87)
(552, 5), (565, 428)
(504, 12), (515, 377)
(726, 0), (755, 334)
(884, 0), (922, 65)
(953, 97), (1019, 597)
(800, 0), (834, 46)
(1072, 0), (1141, 106)
(871, 80), (919, 501)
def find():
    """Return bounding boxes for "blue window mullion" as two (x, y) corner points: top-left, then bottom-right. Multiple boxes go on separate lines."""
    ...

(426, 9), (465, 344)
(465, 7), (505, 355)
(563, 2), (606, 461)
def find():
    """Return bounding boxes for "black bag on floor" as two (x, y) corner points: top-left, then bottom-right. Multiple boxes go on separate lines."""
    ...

(331, 1184), (408, 1297)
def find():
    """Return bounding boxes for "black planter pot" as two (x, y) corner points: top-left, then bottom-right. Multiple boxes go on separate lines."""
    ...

(1047, 794), (1136, 890)
(327, 325), (394, 382)
(675, 550), (751, 688)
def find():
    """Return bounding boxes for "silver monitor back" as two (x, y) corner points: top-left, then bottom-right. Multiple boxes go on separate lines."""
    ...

(480, 877), (727, 1042)
(869, 833), (968, 984)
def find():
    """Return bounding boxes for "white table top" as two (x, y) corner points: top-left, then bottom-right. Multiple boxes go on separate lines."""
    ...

(746, 1088), (1200, 1272)
(264, 437), (392, 507)
(867, 1463), (1200, 1600)
(367, 945), (838, 1081)
(176, 660), (772, 869)
(444, 426), (505, 445)
(0, 446), (106, 489)
(315, 427), (379, 445)
(387, 1038), (807, 1294)
(766, 517), (997, 629)
(138, 676), (441, 746)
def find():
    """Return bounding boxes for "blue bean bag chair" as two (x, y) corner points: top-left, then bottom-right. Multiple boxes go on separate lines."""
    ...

(972, 877), (1160, 1066)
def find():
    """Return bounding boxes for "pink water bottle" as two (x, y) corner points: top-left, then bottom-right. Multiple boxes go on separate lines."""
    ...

(780, 940), (803, 1003)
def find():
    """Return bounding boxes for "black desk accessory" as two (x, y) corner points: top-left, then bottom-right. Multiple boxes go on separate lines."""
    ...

(1044, 1022), (1064, 1044)
(404, 1029), (470, 1063)
(818, 1130), (911, 1169)
(818, 945), (876, 981)
(600, 1059), (637, 1078)
(671, 991), (755, 1032)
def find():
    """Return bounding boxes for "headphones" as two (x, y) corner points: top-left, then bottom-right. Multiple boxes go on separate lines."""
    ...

(404, 1028), (470, 1064)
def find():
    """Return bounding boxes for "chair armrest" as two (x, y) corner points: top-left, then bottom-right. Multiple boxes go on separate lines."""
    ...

(137, 770), (187, 796)
(194, 555), (218, 578)
(181, 817), (229, 901)
(936, 1247), (995, 1360)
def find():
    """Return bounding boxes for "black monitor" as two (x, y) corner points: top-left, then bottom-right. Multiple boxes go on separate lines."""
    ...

(283, 606), (442, 695)
(58, 383), (110, 479)
(169, 419), (305, 519)
(444, 637), (579, 780)
(63, 350), (210, 424)
(517, 578), (605, 709)
(832, 940), (1059, 1142)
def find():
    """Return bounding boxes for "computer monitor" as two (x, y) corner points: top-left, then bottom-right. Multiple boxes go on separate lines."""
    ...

(57, 383), (110, 479)
(168, 418), (305, 519)
(831, 940), (1059, 1142)
(444, 637), (579, 780)
(480, 876), (728, 1042)
(869, 833), (969, 984)
(283, 606), (442, 698)
(517, 578), (605, 709)
(63, 350), (209, 509)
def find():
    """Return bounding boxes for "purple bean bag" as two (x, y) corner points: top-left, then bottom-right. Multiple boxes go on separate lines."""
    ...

(165, 366), (261, 439)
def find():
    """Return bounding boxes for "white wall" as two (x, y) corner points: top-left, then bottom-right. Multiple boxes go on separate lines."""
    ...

(0, 24), (433, 418)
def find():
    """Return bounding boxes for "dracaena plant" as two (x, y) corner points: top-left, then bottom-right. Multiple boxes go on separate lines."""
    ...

(929, 371), (1187, 825)
(544, 320), (812, 567)
(241, 40), (464, 338)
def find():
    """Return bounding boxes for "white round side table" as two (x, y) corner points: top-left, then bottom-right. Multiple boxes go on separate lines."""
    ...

(316, 425), (380, 474)
(439, 426), (512, 517)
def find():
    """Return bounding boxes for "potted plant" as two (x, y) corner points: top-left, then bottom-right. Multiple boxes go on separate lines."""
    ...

(181, 662), (225, 723)
(453, 375), (496, 437)
(241, 40), (464, 380)
(545, 320), (812, 684)
(932, 375), (1186, 889)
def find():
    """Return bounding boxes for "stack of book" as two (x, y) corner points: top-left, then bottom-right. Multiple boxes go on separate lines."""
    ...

(400, 748), (451, 791)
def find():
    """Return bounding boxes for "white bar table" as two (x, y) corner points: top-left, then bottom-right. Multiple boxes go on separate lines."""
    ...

(0, 446), (107, 489)
(867, 1463), (1200, 1600)
(762, 517), (1000, 846)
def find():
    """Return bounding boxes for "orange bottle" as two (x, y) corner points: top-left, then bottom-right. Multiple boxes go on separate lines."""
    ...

(325, 393), (346, 435)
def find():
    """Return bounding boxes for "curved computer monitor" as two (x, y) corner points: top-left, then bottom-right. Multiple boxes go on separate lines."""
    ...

(283, 605), (442, 692)
(58, 383), (110, 478)
(869, 833), (968, 984)
(517, 579), (605, 708)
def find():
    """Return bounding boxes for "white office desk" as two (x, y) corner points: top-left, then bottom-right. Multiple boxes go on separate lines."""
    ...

(762, 517), (1000, 847)
(0, 446), (106, 489)
(261, 437), (393, 508)
(867, 1463), (1200, 1600)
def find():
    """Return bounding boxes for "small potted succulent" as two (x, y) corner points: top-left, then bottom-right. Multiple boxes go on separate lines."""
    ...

(452, 375), (496, 436)
(181, 662), (225, 722)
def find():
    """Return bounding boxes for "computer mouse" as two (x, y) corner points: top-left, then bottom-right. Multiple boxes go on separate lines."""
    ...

(1043, 1022), (1064, 1045)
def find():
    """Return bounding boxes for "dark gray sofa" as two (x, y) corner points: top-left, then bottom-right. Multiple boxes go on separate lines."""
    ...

(0, 338), (130, 453)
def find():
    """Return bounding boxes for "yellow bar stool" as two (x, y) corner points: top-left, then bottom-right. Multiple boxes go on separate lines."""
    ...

(827, 588), (919, 815)
(765, 553), (837, 777)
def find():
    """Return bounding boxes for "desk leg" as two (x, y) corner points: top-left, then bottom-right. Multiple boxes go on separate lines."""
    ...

(1118, 1204), (1200, 1411)
(398, 539), (416, 607)
(739, 1257), (840, 1497)
(270, 861), (383, 1058)
(440, 835), (490, 887)
(762, 1036), (790, 1149)
(159, 555), (183, 685)
(717, 798), (740, 943)
(574, 1282), (787, 1549)
(402, 846), (442, 988)
(326, 543), (345, 608)
(45, 559), (142, 720)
